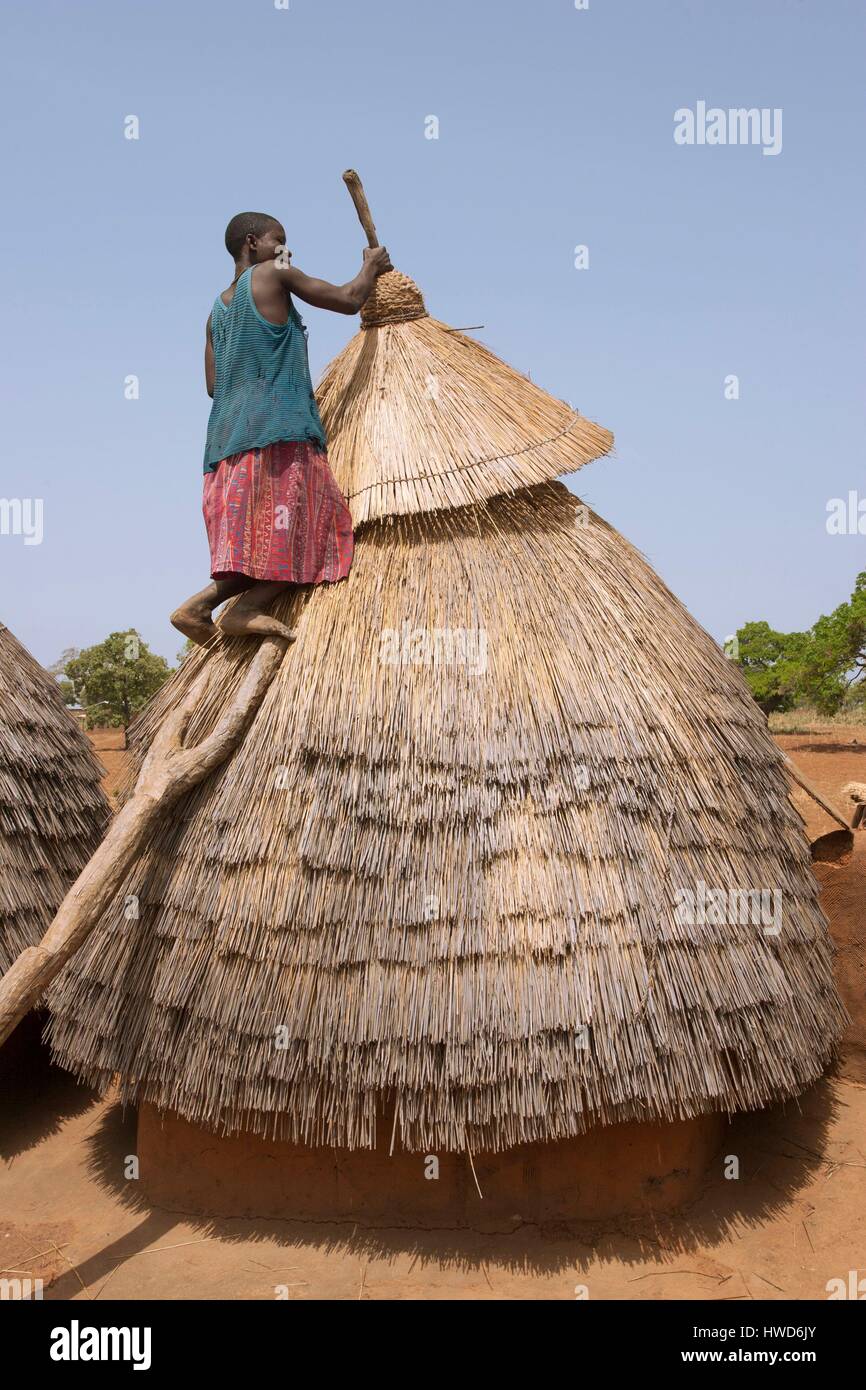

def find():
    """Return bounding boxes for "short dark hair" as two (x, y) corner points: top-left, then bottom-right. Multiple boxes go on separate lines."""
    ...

(224, 212), (281, 258)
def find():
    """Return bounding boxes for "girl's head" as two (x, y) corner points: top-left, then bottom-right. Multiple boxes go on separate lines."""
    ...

(224, 212), (287, 264)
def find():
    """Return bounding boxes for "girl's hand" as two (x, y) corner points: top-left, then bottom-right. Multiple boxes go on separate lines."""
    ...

(363, 246), (393, 276)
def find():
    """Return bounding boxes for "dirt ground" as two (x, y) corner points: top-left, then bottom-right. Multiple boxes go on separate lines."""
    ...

(778, 730), (866, 1088)
(86, 725), (129, 805)
(0, 729), (863, 1301)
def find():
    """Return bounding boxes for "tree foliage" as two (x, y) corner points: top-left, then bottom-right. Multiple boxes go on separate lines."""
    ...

(61, 631), (172, 728)
(735, 572), (866, 716)
(735, 622), (803, 713)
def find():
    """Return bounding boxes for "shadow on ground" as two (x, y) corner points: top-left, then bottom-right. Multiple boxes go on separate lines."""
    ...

(0, 1012), (97, 1159)
(37, 1072), (844, 1291)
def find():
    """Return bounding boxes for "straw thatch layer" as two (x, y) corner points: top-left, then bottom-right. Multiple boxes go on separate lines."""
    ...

(317, 302), (614, 525)
(0, 623), (110, 975)
(46, 485), (846, 1150)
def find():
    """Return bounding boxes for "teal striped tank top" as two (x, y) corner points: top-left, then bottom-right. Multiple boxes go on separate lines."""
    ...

(203, 267), (327, 472)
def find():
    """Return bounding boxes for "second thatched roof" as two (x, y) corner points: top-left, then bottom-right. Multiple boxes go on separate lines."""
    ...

(0, 623), (110, 976)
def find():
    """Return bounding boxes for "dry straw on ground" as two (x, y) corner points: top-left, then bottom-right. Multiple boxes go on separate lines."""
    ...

(46, 268), (846, 1151)
(0, 623), (109, 975)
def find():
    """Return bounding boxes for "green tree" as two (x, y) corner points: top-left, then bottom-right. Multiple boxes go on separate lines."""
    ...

(734, 621), (805, 714)
(47, 647), (81, 707)
(795, 572), (866, 714)
(63, 631), (172, 729)
(734, 572), (866, 716)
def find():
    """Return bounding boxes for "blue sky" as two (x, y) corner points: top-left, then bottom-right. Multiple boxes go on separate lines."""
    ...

(1, 0), (863, 666)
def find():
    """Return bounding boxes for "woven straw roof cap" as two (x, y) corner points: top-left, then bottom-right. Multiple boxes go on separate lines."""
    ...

(360, 269), (427, 327)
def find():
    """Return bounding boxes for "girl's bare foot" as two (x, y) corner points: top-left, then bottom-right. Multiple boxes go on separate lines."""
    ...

(219, 607), (296, 642)
(170, 577), (254, 647)
(170, 599), (219, 647)
(218, 581), (297, 642)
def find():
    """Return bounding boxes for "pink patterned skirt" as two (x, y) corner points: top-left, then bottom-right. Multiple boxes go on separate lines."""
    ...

(203, 440), (354, 584)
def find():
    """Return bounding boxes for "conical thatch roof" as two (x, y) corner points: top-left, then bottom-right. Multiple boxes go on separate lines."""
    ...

(0, 623), (110, 976)
(317, 269), (613, 524)
(46, 269), (845, 1152)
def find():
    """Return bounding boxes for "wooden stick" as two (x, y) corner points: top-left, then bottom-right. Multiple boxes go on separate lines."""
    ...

(782, 753), (853, 832)
(342, 170), (380, 248)
(0, 635), (288, 1047)
(842, 782), (866, 829)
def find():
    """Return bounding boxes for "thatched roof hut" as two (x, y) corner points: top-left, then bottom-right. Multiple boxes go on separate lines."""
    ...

(0, 623), (110, 977)
(46, 265), (846, 1153)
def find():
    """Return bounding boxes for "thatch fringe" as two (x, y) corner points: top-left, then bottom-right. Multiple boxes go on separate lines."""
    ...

(46, 485), (846, 1149)
(0, 623), (110, 975)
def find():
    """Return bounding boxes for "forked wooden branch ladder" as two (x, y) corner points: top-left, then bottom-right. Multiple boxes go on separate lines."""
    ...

(0, 634), (288, 1047)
